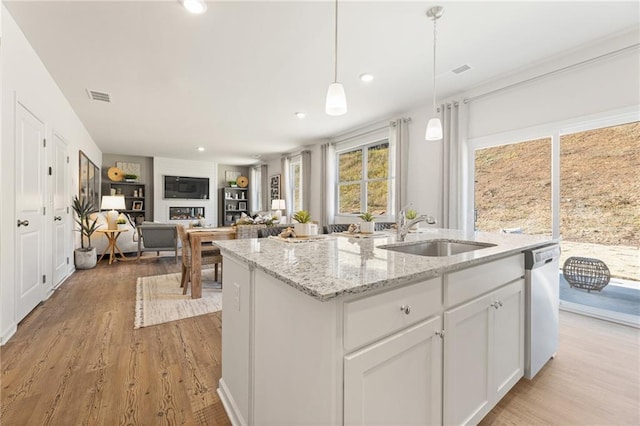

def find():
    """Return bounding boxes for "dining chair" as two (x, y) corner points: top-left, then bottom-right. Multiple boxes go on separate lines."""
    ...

(176, 225), (222, 295)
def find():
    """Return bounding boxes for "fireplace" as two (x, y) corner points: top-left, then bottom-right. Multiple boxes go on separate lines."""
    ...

(169, 207), (205, 220)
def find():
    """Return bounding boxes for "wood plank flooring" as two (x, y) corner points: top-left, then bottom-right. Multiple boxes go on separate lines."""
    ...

(1, 257), (639, 425)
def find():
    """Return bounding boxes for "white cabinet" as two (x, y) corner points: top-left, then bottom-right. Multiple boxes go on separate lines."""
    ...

(344, 316), (443, 426)
(443, 279), (524, 425)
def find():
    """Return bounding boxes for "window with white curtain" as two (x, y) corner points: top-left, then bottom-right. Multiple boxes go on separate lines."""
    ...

(290, 156), (302, 212)
(336, 140), (391, 216)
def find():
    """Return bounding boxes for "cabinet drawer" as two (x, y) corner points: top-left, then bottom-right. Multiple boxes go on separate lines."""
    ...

(344, 277), (442, 352)
(445, 254), (524, 308)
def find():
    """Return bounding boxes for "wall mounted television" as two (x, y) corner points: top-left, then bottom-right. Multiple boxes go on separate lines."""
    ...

(164, 175), (210, 199)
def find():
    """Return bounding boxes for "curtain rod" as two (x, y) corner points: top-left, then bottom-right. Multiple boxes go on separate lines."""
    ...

(333, 118), (411, 145)
(463, 43), (639, 104)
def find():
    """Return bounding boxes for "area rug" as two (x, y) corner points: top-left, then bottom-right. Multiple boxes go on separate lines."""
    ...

(135, 270), (222, 329)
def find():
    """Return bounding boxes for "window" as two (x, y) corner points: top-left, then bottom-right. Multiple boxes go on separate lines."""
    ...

(337, 140), (390, 216)
(474, 137), (552, 235)
(290, 156), (302, 212)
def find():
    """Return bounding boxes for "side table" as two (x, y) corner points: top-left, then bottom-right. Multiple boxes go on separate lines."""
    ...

(96, 229), (129, 264)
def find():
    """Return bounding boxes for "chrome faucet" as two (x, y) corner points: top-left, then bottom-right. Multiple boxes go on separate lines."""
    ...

(397, 205), (437, 242)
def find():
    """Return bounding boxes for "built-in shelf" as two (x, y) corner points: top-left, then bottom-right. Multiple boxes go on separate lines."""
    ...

(221, 187), (249, 226)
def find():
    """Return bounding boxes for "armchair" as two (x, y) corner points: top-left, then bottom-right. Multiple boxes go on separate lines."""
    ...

(137, 223), (179, 263)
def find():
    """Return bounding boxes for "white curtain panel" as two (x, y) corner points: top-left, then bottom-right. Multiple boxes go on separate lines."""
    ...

(281, 156), (291, 218)
(440, 102), (464, 229)
(320, 143), (336, 227)
(389, 118), (410, 216)
(301, 150), (311, 212)
(260, 164), (268, 213)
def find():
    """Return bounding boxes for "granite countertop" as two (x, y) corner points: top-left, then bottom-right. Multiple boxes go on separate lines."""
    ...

(215, 228), (556, 302)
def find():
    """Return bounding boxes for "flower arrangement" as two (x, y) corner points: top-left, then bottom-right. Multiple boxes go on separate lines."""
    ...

(116, 217), (127, 225)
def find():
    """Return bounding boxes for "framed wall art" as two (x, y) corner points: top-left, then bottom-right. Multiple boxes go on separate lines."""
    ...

(79, 150), (100, 210)
(269, 174), (281, 204)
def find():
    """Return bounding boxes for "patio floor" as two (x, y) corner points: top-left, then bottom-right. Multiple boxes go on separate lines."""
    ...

(560, 274), (640, 318)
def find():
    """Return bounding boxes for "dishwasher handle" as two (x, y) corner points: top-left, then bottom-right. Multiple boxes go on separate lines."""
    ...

(525, 244), (561, 270)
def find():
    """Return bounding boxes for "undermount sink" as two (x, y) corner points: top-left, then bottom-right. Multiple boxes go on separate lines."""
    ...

(380, 239), (497, 257)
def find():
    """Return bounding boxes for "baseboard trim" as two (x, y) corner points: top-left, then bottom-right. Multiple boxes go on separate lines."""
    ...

(0, 323), (17, 346)
(217, 378), (246, 426)
(560, 301), (640, 328)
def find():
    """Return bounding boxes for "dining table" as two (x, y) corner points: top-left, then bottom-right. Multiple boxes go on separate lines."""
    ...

(186, 227), (236, 298)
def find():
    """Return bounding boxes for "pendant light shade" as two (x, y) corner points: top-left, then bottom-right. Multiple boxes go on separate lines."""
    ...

(326, 0), (347, 116)
(326, 82), (347, 116)
(425, 117), (443, 141)
(426, 6), (444, 141)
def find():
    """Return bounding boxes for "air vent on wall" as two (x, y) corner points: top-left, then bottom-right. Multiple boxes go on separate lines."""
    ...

(86, 89), (111, 102)
(452, 64), (471, 74)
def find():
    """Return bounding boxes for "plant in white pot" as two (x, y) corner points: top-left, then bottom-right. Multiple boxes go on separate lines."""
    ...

(292, 210), (314, 237)
(72, 196), (101, 269)
(116, 216), (128, 231)
(359, 211), (376, 234)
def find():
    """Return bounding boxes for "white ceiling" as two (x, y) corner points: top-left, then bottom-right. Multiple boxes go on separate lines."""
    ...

(4, 1), (639, 164)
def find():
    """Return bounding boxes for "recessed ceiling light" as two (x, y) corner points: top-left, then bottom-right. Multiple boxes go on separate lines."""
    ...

(181, 0), (207, 14)
(359, 73), (374, 83)
(197, 146), (205, 152)
(295, 112), (306, 119)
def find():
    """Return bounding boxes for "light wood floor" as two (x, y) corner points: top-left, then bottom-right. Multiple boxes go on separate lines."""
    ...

(1, 257), (639, 425)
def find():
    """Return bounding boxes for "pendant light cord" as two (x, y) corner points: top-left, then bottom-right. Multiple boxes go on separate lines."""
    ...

(432, 15), (437, 114)
(334, 0), (339, 83)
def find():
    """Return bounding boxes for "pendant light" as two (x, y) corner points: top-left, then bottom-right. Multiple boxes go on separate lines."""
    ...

(326, 0), (347, 116)
(425, 6), (444, 141)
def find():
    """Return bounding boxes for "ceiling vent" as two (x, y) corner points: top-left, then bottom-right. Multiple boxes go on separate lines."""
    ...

(452, 64), (471, 74)
(86, 89), (111, 103)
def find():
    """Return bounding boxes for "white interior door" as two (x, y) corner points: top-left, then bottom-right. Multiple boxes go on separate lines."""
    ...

(52, 131), (69, 286)
(15, 102), (46, 321)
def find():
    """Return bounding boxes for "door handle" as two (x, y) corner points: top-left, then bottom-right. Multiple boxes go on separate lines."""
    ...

(54, 216), (62, 221)
(17, 219), (30, 227)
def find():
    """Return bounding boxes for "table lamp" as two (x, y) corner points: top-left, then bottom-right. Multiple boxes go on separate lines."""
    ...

(271, 199), (286, 223)
(101, 195), (125, 229)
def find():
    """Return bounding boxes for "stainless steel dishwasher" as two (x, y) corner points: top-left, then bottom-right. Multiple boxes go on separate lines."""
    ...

(524, 244), (561, 379)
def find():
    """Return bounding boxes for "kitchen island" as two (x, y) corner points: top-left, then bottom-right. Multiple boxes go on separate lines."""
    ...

(214, 229), (554, 426)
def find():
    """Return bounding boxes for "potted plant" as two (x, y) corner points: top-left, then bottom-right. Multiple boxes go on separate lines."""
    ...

(116, 217), (128, 231)
(72, 196), (101, 269)
(359, 211), (376, 234)
(405, 209), (419, 231)
(124, 173), (138, 182)
(228, 180), (237, 188)
(292, 210), (315, 237)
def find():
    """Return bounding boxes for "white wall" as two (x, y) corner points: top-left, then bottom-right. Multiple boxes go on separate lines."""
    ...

(1, 6), (101, 345)
(466, 29), (640, 140)
(153, 157), (217, 226)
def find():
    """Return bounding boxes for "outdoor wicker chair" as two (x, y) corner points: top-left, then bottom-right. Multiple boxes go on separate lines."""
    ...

(563, 256), (611, 292)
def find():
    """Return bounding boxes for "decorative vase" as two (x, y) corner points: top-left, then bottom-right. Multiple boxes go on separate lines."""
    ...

(294, 223), (311, 237)
(117, 224), (128, 231)
(360, 221), (375, 234)
(75, 247), (97, 269)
